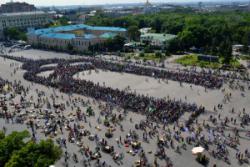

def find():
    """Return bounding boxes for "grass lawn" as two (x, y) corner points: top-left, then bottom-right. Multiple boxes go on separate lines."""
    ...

(175, 54), (241, 69)
(124, 52), (163, 61)
(240, 55), (250, 60)
(138, 53), (161, 61)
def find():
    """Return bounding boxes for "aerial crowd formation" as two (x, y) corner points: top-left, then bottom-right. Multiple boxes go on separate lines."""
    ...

(0, 54), (250, 167)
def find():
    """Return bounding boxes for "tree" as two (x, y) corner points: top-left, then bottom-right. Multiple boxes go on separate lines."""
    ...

(219, 39), (233, 64)
(165, 50), (171, 57)
(242, 44), (249, 53)
(89, 35), (125, 52)
(155, 51), (163, 58)
(138, 19), (147, 28)
(152, 18), (163, 33)
(178, 30), (195, 50)
(5, 139), (62, 167)
(85, 10), (250, 61)
(0, 131), (62, 167)
(167, 38), (181, 53)
(144, 46), (153, 53)
(127, 26), (140, 41)
(4, 28), (27, 41)
(0, 131), (4, 140)
(67, 43), (74, 51)
(187, 25), (211, 49)
(139, 52), (145, 57)
(0, 131), (30, 166)
(104, 35), (126, 52)
(242, 31), (250, 53)
(58, 17), (70, 26)
(162, 21), (184, 34)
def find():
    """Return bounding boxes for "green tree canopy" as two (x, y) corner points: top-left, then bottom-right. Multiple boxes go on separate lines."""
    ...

(127, 26), (141, 41)
(0, 131), (62, 167)
(5, 140), (62, 167)
(89, 35), (126, 52)
(0, 131), (30, 165)
(4, 28), (27, 41)
(86, 10), (250, 59)
(220, 39), (233, 64)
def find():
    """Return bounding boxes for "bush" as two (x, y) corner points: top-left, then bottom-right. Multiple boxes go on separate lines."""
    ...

(155, 51), (164, 59)
(144, 46), (153, 53)
(139, 52), (145, 57)
(165, 50), (171, 57)
(4, 27), (27, 41)
(0, 131), (5, 140)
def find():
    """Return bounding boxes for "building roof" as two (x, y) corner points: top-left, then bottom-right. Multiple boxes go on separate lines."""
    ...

(40, 33), (76, 40)
(31, 24), (126, 36)
(0, 11), (46, 16)
(141, 33), (176, 42)
(28, 24), (127, 40)
(100, 32), (117, 39)
(88, 26), (126, 32)
(84, 34), (97, 39)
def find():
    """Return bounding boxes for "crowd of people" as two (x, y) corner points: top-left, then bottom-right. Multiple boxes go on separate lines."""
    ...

(0, 53), (250, 167)
(0, 79), (172, 166)
(1, 74), (249, 167)
(0, 77), (7, 88)
(1, 55), (249, 127)
(11, 57), (205, 125)
(1, 55), (224, 89)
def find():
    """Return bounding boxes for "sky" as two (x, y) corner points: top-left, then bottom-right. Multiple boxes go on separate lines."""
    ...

(0, 0), (246, 6)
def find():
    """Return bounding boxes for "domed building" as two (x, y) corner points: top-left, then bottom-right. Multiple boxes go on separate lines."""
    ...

(143, 0), (158, 14)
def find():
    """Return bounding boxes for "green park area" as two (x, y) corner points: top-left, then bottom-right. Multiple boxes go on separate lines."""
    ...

(240, 55), (250, 60)
(124, 52), (168, 61)
(175, 54), (241, 69)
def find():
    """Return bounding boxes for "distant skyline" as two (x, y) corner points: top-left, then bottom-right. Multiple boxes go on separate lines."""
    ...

(0, 0), (248, 6)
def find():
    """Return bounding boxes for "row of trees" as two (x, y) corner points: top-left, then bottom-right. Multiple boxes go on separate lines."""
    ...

(86, 9), (250, 63)
(45, 16), (70, 28)
(0, 130), (62, 167)
(89, 35), (126, 52)
(3, 27), (27, 41)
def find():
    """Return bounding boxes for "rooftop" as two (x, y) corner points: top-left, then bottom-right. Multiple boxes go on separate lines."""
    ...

(28, 24), (127, 40)
(0, 11), (46, 17)
(141, 33), (177, 42)
(100, 32), (118, 39)
(40, 33), (76, 40)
